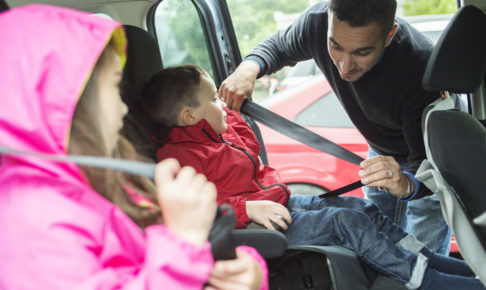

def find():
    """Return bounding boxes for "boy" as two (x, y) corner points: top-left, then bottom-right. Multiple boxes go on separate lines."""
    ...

(139, 64), (482, 290)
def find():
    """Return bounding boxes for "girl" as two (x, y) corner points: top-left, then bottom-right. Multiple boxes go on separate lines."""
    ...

(0, 4), (267, 289)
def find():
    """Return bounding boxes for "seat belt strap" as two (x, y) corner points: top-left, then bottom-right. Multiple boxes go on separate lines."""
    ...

(318, 180), (363, 198)
(0, 145), (156, 179)
(240, 99), (364, 197)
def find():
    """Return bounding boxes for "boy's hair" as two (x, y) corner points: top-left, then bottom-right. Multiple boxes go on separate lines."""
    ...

(329, 0), (397, 38)
(141, 64), (209, 130)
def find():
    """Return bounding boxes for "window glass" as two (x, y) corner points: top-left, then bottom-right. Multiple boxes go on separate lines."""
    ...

(294, 91), (355, 128)
(226, 0), (313, 100)
(153, 0), (214, 78)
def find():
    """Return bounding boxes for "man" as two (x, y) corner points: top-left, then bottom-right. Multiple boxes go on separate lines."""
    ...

(219, 0), (451, 255)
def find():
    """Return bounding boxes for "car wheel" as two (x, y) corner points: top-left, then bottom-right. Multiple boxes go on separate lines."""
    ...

(286, 183), (328, 196)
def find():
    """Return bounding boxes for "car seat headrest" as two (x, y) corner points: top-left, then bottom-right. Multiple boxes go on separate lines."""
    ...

(0, 0), (9, 13)
(120, 25), (163, 162)
(122, 25), (163, 109)
(422, 5), (486, 93)
(428, 109), (486, 220)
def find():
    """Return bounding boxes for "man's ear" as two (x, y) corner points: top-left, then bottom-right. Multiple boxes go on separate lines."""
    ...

(180, 107), (197, 126)
(384, 23), (399, 47)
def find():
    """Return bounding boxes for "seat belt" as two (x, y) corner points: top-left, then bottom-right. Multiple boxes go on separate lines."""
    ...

(0, 145), (156, 178)
(240, 99), (364, 197)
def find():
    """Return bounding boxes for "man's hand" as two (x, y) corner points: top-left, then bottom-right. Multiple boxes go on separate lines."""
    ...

(359, 155), (413, 198)
(218, 60), (260, 110)
(246, 200), (292, 230)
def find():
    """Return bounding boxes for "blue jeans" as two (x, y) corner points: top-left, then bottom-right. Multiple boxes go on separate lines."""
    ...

(283, 195), (426, 286)
(363, 147), (451, 255)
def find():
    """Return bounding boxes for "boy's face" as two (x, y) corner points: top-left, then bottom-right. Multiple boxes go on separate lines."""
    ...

(192, 74), (228, 134)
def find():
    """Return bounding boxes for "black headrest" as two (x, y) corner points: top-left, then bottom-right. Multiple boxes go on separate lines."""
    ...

(422, 5), (486, 93)
(120, 25), (163, 162)
(0, 0), (9, 13)
(428, 110), (486, 225)
(122, 25), (163, 108)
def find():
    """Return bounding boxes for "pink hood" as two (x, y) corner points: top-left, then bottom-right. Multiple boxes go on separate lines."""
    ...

(0, 4), (125, 181)
(0, 5), (226, 289)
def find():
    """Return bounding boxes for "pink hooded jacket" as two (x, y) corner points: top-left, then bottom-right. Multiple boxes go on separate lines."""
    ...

(0, 5), (267, 289)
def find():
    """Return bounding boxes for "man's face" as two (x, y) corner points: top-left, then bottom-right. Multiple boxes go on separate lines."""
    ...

(327, 11), (396, 82)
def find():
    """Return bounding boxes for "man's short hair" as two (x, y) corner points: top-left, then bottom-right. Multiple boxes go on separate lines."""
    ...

(329, 0), (397, 37)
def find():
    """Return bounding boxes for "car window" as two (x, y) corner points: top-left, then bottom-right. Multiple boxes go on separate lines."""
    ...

(294, 91), (355, 128)
(226, 0), (313, 99)
(286, 59), (318, 78)
(153, 0), (214, 78)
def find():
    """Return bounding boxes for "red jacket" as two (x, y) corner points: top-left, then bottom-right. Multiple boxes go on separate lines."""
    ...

(157, 109), (290, 228)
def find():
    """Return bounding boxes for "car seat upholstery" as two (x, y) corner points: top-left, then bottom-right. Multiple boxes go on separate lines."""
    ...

(121, 23), (411, 290)
(416, 4), (486, 286)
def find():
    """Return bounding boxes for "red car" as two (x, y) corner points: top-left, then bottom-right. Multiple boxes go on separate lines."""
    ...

(258, 75), (368, 197)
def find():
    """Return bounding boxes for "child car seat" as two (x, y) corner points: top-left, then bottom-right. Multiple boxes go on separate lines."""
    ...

(416, 4), (486, 286)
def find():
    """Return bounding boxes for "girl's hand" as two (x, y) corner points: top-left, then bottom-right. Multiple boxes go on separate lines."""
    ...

(205, 248), (264, 290)
(155, 158), (218, 245)
(246, 200), (292, 230)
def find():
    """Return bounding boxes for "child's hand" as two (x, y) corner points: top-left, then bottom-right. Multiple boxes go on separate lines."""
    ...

(155, 158), (218, 245)
(246, 200), (292, 230)
(205, 248), (263, 290)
